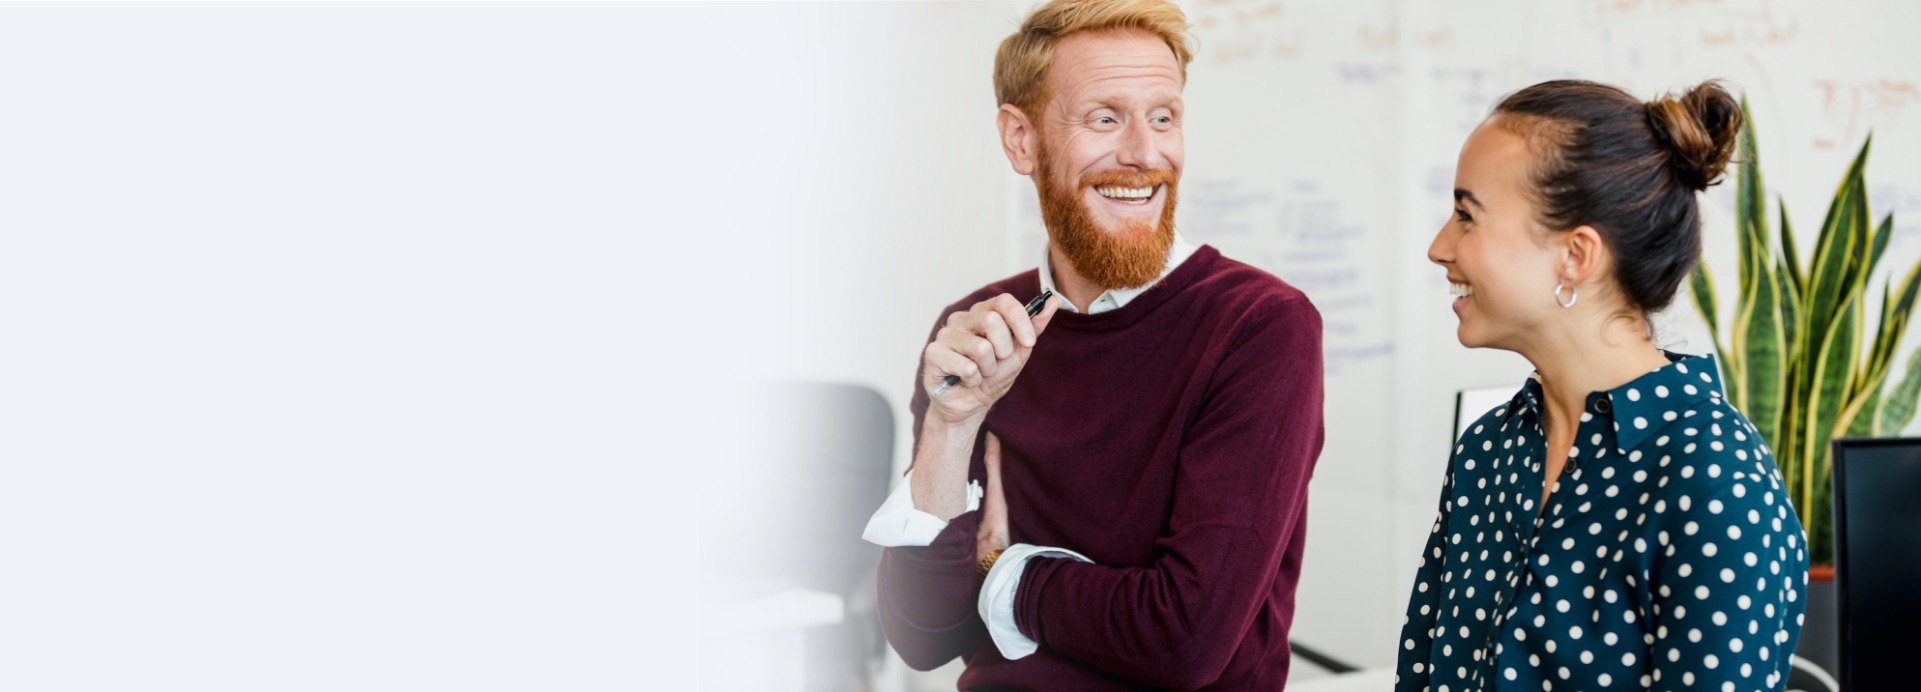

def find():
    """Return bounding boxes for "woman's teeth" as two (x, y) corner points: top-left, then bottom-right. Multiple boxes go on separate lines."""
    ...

(1449, 282), (1474, 298)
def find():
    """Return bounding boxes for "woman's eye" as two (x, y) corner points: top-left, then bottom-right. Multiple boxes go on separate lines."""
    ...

(1454, 208), (1472, 223)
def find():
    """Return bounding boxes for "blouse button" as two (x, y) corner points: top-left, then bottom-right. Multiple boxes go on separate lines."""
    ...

(1594, 398), (1611, 414)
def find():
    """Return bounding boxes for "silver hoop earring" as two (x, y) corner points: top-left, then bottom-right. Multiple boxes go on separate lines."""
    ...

(1554, 282), (1579, 309)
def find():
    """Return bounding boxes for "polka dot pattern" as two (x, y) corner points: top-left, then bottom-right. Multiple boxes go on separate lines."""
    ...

(1395, 353), (1809, 691)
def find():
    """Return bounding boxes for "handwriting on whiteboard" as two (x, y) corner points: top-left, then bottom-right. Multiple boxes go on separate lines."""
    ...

(1191, 0), (1303, 64)
(1810, 79), (1918, 147)
(1698, 15), (1797, 48)
(1181, 177), (1388, 373)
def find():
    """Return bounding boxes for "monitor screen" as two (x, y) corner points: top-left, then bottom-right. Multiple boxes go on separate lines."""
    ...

(1833, 438), (1921, 691)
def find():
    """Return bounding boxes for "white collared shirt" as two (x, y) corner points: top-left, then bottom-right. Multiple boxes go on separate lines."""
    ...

(1039, 232), (1196, 315)
(861, 232), (1195, 659)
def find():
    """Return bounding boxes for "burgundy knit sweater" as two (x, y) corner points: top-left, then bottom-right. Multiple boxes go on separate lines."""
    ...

(876, 246), (1325, 690)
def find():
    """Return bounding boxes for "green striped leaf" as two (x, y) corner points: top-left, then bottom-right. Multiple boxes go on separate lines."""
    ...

(1837, 138), (1876, 298)
(1881, 252), (1921, 375)
(1779, 255), (1802, 374)
(1736, 99), (1766, 290)
(1741, 253), (1787, 446)
(1860, 255), (1921, 427)
(1845, 387), (1883, 438)
(1860, 250), (1915, 400)
(1868, 212), (1894, 282)
(1802, 292), (1862, 520)
(1690, 263), (1730, 368)
(1781, 199), (1806, 299)
(1879, 346), (1921, 435)
(1796, 139), (1872, 381)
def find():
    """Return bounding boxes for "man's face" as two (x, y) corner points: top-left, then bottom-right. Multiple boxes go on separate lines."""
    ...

(1032, 29), (1184, 290)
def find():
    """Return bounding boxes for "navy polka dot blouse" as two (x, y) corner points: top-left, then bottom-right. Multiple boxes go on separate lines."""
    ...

(1396, 352), (1809, 691)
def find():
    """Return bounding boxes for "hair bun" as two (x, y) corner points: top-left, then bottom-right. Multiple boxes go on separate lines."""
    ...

(1645, 81), (1742, 191)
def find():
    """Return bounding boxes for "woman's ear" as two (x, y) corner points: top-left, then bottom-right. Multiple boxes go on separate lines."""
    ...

(1560, 225), (1607, 284)
(998, 104), (1038, 176)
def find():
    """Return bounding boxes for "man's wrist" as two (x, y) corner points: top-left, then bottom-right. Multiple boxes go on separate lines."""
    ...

(923, 404), (988, 435)
(977, 548), (1005, 577)
(909, 414), (985, 520)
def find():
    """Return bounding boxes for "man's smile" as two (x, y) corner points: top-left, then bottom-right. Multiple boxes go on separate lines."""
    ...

(1094, 183), (1159, 205)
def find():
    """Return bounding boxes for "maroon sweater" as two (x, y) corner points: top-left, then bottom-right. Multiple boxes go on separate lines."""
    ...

(876, 246), (1325, 690)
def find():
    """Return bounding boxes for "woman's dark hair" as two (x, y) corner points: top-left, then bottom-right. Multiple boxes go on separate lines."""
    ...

(1493, 79), (1742, 316)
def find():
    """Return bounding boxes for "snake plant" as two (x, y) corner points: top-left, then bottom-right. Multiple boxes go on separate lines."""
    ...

(1688, 99), (1920, 566)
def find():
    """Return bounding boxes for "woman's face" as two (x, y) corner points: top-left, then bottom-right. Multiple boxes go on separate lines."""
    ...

(1428, 117), (1567, 351)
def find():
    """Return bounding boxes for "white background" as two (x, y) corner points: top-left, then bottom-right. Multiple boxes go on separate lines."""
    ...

(0, 2), (1916, 690)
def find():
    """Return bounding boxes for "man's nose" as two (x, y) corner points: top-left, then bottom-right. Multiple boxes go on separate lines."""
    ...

(1115, 118), (1159, 170)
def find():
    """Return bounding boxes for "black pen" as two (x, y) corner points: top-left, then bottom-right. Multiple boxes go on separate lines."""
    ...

(931, 290), (1053, 398)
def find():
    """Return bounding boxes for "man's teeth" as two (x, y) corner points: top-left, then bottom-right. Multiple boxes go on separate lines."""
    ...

(1449, 282), (1474, 298)
(1096, 185), (1155, 202)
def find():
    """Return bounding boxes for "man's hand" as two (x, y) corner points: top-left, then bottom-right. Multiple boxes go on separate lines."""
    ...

(911, 293), (1057, 521)
(922, 294), (1058, 426)
(977, 432), (1010, 561)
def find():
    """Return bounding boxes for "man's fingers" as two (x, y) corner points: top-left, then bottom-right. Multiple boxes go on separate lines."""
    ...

(980, 311), (1016, 359)
(924, 345), (983, 390)
(936, 326), (1001, 380)
(980, 294), (1037, 348)
(1030, 295), (1060, 338)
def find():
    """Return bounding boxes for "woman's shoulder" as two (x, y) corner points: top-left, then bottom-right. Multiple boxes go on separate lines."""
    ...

(1639, 395), (1788, 517)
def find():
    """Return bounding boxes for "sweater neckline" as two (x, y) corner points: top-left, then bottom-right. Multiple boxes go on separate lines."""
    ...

(1037, 245), (1222, 332)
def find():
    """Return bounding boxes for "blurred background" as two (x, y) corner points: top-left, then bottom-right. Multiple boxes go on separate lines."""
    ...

(1, 1), (1915, 690)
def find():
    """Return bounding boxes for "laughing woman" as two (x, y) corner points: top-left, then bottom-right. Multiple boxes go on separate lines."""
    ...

(1397, 80), (1809, 692)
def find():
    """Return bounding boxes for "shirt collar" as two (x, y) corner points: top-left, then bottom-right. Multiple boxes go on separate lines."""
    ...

(1510, 351), (1725, 454)
(1038, 231), (1196, 315)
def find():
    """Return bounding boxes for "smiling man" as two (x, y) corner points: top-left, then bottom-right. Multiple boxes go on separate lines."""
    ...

(860, 0), (1326, 688)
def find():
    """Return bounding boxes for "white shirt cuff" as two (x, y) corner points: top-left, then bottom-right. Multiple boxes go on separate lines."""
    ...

(861, 469), (981, 548)
(978, 543), (1091, 660)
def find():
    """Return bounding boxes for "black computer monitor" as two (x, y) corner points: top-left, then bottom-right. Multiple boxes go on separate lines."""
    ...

(1831, 437), (1921, 691)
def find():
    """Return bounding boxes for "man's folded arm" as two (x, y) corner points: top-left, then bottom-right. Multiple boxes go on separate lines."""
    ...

(873, 505), (989, 671)
(1005, 298), (1325, 690)
(868, 313), (994, 671)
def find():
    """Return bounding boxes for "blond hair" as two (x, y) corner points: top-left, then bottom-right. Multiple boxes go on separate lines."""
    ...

(993, 0), (1194, 115)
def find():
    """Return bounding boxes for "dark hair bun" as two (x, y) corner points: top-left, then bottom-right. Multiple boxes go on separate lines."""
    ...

(1645, 81), (1742, 191)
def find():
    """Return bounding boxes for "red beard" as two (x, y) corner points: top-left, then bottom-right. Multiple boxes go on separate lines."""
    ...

(1036, 146), (1179, 291)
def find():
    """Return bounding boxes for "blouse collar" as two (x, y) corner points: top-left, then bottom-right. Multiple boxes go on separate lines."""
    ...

(1509, 351), (1725, 455)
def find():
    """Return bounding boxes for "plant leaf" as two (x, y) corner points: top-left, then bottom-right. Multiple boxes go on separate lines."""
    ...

(1802, 291), (1861, 528)
(1779, 255), (1802, 374)
(1736, 97), (1768, 291)
(1873, 252), (1921, 385)
(1839, 137), (1876, 299)
(1868, 212), (1894, 282)
(1781, 198), (1806, 299)
(1879, 346), (1921, 435)
(1796, 138), (1871, 381)
(1690, 262), (1730, 367)
(1741, 252), (1787, 446)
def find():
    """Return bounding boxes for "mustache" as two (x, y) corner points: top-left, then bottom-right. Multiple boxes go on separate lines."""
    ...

(1079, 168), (1177, 189)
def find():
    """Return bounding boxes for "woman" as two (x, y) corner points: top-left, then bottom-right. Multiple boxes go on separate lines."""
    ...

(1398, 80), (1809, 691)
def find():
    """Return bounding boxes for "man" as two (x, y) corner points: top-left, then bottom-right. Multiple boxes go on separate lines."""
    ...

(861, 0), (1324, 687)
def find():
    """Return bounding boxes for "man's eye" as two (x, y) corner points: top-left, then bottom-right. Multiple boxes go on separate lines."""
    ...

(1153, 116), (1172, 124)
(1095, 116), (1117, 125)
